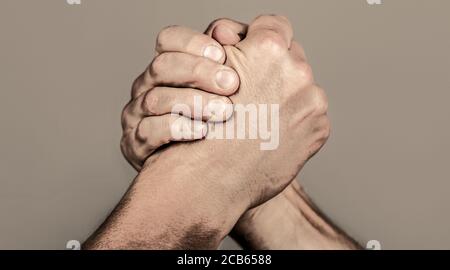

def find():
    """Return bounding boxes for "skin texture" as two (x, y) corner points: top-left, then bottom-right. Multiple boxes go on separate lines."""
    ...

(206, 18), (360, 249)
(232, 181), (360, 249)
(121, 25), (238, 170)
(84, 15), (360, 250)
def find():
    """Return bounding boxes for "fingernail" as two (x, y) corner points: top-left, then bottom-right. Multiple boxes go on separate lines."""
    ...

(193, 122), (208, 138)
(215, 69), (237, 90)
(203, 45), (223, 62)
(206, 99), (233, 122)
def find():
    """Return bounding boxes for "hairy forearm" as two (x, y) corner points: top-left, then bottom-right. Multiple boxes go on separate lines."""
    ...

(232, 182), (362, 250)
(83, 144), (247, 250)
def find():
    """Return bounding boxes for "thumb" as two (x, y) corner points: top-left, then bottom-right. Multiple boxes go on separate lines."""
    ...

(205, 18), (248, 46)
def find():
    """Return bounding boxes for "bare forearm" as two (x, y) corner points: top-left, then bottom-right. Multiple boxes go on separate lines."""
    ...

(232, 182), (362, 250)
(83, 146), (247, 250)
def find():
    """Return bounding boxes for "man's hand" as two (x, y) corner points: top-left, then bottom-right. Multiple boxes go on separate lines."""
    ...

(124, 14), (330, 214)
(120, 17), (330, 248)
(185, 15), (330, 209)
(84, 15), (357, 250)
(121, 26), (238, 170)
(120, 18), (340, 249)
(205, 18), (359, 249)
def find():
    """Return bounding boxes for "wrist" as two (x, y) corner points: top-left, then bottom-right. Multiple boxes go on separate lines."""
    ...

(232, 181), (361, 250)
(231, 184), (300, 249)
(85, 142), (250, 249)
(142, 143), (251, 242)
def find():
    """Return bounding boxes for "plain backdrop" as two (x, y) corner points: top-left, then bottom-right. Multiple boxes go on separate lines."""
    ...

(0, 0), (449, 249)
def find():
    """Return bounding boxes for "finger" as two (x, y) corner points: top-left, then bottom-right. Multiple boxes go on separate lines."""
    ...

(125, 87), (233, 126)
(136, 115), (208, 150)
(205, 18), (248, 45)
(239, 15), (294, 50)
(133, 52), (239, 98)
(156, 25), (225, 63)
(289, 41), (307, 61)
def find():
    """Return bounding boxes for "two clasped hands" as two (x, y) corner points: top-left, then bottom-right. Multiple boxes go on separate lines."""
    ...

(84, 15), (360, 250)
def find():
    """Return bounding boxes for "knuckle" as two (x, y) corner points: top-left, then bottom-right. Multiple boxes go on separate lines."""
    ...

(143, 90), (160, 115)
(120, 136), (130, 160)
(254, 14), (292, 30)
(131, 76), (140, 95)
(294, 61), (314, 85)
(133, 146), (149, 163)
(319, 116), (331, 140)
(275, 15), (290, 24)
(120, 133), (136, 160)
(149, 52), (169, 77)
(310, 86), (329, 115)
(274, 15), (292, 29)
(131, 73), (146, 98)
(325, 122), (331, 140)
(206, 18), (229, 33)
(253, 14), (272, 23)
(257, 30), (287, 54)
(120, 135), (127, 153)
(207, 18), (232, 31)
(121, 135), (134, 156)
(131, 87), (140, 99)
(156, 25), (179, 50)
(121, 130), (149, 169)
(136, 119), (149, 143)
(308, 117), (331, 155)
(121, 103), (131, 129)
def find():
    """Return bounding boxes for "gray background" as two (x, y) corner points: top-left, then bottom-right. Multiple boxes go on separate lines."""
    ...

(0, 0), (449, 249)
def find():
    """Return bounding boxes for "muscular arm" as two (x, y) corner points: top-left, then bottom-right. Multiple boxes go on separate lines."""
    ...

(86, 15), (360, 250)
(83, 146), (359, 250)
(232, 181), (361, 250)
(83, 151), (359, 250)
(83, 145), (248, 249)
(205, 18), (361, 250)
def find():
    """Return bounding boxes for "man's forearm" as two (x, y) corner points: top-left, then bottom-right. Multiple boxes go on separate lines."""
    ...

(83, 145), (248, 249)
(232, 181), (362, 250)
(83, 144), (359, 250)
